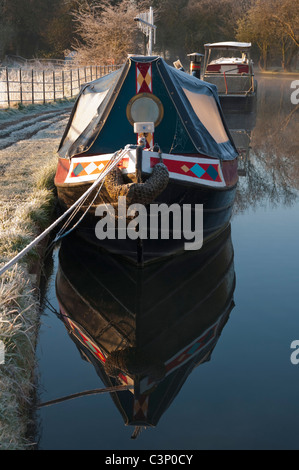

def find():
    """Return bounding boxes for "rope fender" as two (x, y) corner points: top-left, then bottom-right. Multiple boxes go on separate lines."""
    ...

(104, 162), (169, 205)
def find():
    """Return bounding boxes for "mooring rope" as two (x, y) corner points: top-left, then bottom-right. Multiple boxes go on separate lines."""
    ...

(0, 148), (128, 277)
(44, 158), (113, 255)
(37, 384), (134, 408)
(53, 181), (104, 241)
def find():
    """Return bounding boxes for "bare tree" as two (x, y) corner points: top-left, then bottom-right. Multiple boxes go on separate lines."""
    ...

(271, 0), (299, 48)
(237, 0), (299, 70)
(71, 0), (145, 65)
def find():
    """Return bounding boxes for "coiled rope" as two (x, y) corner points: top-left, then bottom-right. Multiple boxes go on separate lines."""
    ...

(105, 162), (169, 205)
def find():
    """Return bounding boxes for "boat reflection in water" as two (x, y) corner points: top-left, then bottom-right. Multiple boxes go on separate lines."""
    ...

(55, 225), (235, 437)
(224, 111), (257, 178)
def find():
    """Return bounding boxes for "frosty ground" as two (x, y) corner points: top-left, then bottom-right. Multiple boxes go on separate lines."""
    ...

(0, 101), (72, 449)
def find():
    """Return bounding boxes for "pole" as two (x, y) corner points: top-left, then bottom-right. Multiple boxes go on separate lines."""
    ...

(134, 7), (156, 56)
(136, 145), (143, 183)
(148, 6), (153, 56)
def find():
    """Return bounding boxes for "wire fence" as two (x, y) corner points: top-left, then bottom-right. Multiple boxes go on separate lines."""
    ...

(0, 64), (122, 108)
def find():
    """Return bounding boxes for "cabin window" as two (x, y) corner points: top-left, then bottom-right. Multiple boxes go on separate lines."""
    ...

(61, 67), (123, 150)
(65, 88), (109, 145)
(126, 93), (164, 127)
(182, 88), (229, 144)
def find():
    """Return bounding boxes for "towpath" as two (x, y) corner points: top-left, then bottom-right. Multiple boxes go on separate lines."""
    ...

(0, 102), (71, 209)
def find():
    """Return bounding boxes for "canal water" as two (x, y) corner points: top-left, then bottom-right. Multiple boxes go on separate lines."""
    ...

(35, 74), (299, 450)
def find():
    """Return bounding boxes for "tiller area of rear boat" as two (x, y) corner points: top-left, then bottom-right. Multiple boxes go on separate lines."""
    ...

(54, 55), (239, 264)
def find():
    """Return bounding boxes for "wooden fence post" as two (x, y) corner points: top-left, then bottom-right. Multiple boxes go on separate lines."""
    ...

(1, 62), (119, 107)
(6, 68), (10, 107)
(53, 70), (56, 102)
(62, 70), (65, 98)
(32, 69), (34, 104)
(70, 69), (73, 97)
(43, 70), (46, 104)
(19, 68), (23, 105)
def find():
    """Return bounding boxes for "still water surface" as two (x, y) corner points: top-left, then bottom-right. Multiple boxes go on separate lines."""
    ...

(35, 74), (299, 450)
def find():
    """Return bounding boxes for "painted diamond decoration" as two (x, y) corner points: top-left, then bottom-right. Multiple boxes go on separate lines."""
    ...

(73, 163), (84, 176)
(181, 165), (190, 173)
(206, 165), (218, 181)
(190, 164), (205, 179)
(136, 63), (152, 93)
(85, 162), (98, 175)
(86, 162), (105, 174)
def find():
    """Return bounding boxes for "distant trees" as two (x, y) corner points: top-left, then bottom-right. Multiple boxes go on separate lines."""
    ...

(149, 0), (251, 62)
(38, 0), (79, 58)
(150, 0), (188, 60)
(236, 0), (299, 70)
(181, 0), (248, 57)
(0, 0), (298, 70)
(71, 0), (254, 64)
(0, 0), (79, 60)
(0, 0), (42, 57)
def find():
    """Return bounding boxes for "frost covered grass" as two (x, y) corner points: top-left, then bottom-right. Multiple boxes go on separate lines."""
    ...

(0, 132), (59, 449)
(0, 101), (69, 449)
(0, 266), (39, 450)
(0, 184), (56, 263)
(0, 98), (74, 121)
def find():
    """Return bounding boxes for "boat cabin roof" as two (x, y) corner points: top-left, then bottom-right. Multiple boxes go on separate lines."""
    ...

(204, 42), (252, 51)
(58, 55), (238, 161)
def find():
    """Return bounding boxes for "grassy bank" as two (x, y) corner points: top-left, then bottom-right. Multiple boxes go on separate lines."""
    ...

(0, 160), (58, 449)
(0, 106), (69, 449)
(0, 98), (75, 119)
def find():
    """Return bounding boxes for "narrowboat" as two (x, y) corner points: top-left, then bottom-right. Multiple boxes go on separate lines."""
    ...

(54, 55), (239, 264)
(202, 42), (257, 113)
(55, 224), (236, 435)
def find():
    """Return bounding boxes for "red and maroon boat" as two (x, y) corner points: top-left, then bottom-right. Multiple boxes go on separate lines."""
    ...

(54, 55), (239, 264)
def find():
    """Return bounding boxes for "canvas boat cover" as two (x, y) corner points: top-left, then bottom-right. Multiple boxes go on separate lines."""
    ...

(58, 56), (238, 161)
